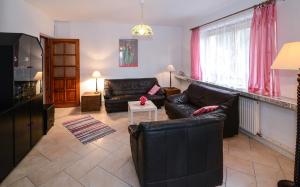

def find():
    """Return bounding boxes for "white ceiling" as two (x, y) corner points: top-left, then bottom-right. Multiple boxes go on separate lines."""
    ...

(25, 0), (262, 26)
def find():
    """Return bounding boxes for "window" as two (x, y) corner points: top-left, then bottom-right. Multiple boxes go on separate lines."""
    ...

(200, 12), (253, 90)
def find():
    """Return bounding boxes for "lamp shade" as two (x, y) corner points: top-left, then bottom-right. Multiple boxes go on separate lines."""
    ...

(272, 42), (300, 70)
(92, 71), (101, 78)
(132, 24), (154, 37)
(167, 65), (176, 72)
(33, 72), (43, 81)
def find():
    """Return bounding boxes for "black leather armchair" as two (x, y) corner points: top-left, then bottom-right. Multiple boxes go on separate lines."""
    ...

(128, 115), (225, 187)
(104, 78), (165, 113)
(165, 83), (239, 138)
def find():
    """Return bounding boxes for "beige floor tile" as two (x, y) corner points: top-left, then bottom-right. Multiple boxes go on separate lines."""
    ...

(229, 146), (253, 161)
(1, 150), (50, 186)
(277, 154), (294, 176)
(254, 163), (285, 187)
(250, 151), (281, 169)
(228, 133), (251, 151)
(115, 158), (140, 187)
(39, 172), (82, 187)
(26, 161), (66, 186)
(93, 136), (124, 153)
(79, 167), (131, 187)
(229, 141), (281, 170)
(226, 168), (257, 187)
(64, 147), (109, 180)
(66, 141), (98, 157)
(0, 167), (27, 187)
(223, 167), (227, 183)
(98, 144), (131, 174)
(223, 140), (229, 153)
(224, 152), (255, 176)
(250, 139), (281, 157)
(35, 142), (75, 161)
(8, 177), (34, 187)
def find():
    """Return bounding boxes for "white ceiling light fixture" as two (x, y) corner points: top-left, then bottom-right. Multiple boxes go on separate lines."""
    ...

(131, 0), (154, 37)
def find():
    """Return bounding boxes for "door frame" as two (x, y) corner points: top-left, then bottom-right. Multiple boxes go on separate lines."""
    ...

(40, 35), (52, 104)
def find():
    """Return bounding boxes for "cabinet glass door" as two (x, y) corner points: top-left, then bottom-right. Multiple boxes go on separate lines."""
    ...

(14, 35), (32, 103)
(30, 37), (43, 96)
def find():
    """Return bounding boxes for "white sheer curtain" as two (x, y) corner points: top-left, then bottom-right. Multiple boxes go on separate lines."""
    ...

(200, 11), (253, 90)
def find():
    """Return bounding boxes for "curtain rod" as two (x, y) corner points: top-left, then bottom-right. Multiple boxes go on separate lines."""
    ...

(190, 0), (282, 31)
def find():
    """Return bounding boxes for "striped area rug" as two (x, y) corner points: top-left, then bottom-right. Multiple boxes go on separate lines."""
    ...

(63, 115), (116, 144)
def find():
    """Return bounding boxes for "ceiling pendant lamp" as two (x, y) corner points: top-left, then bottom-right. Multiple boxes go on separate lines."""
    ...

(131, 0), (153, 37)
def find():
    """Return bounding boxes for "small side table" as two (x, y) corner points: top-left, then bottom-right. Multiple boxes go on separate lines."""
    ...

(81, 92), (101, 112)
(163, 87), (181, 97)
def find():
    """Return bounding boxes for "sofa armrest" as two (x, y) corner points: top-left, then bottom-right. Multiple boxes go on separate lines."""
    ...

(140, 115), (224, 131)
(104, 88), (112, 99)
(156, 88), (165, 96)
(166, 92), (188, 104)
(128, 124), (140, 139)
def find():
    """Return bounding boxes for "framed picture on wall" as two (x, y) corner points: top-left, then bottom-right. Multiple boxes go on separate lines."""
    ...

(119, 39), (138, 67)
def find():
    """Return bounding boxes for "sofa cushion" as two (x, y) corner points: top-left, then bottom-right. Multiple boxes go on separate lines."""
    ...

(105, 95), (142, 104)
(187, 83), (238, 107)
(146, 94), (165, 101)
(148, 85), (160, 95)
(193, 105), (220, 116)
(165, 102), (198, 118)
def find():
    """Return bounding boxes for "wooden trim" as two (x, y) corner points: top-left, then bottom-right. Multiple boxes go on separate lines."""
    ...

(40, 35), (52, 104)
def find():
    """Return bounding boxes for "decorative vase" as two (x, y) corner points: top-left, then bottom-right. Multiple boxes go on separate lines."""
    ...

(139, 96), (147, 105)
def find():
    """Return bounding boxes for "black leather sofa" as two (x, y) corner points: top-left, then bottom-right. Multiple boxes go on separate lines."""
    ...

(128, 115), (225, 187)
(165, 82), (239, 138)
(104, 78), (165, 113)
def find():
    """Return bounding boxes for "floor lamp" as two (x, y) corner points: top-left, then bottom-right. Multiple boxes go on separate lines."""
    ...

(167, 65), (176, 88)
(271, 42), (300, 187)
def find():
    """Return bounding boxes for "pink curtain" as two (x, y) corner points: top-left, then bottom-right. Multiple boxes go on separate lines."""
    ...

(248, 2), (280, 96)
(191, 28), (202, 80)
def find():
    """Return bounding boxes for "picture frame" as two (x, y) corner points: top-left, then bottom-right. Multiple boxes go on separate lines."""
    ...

(119, 39), (138, 67)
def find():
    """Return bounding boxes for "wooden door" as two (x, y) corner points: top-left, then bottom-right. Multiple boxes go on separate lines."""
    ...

(50, 39), (80, 107)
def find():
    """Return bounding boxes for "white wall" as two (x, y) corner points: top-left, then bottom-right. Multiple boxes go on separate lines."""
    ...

(54, 21), (183, 96)
(179, 0), (300, 156)
(277, 0), (300, 99)
(0, 0), (54, 37)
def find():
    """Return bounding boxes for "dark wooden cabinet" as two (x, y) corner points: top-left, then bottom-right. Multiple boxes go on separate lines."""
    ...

(30, 95), (44, 147)
(0, 110), (14, 182)
(0, 33), (44, 181)
(14, 101), (31, 164)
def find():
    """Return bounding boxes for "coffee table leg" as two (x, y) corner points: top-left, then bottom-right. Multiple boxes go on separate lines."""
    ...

(130, 111), (134, 124)
(148, 111), (152, 120)
(128, 106), (130, 123)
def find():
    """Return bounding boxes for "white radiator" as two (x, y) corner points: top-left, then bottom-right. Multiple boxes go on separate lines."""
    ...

(239, 97), (260, 135)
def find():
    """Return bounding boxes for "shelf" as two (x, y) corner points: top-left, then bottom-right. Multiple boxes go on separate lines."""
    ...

(175, 74), (297, 111)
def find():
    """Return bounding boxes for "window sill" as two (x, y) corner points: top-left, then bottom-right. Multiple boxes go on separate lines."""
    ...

(175, 74), (297, 111)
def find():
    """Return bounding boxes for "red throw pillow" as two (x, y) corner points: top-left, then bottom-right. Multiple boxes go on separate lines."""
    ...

(193, 105), (220, 116)
(148, 85), (160, 95)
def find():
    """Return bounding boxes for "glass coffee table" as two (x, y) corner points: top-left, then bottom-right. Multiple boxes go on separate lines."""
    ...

(128, 100), (158, 124)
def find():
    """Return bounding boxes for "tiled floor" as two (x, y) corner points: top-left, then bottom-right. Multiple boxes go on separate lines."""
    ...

(0, 107), (294, 187)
